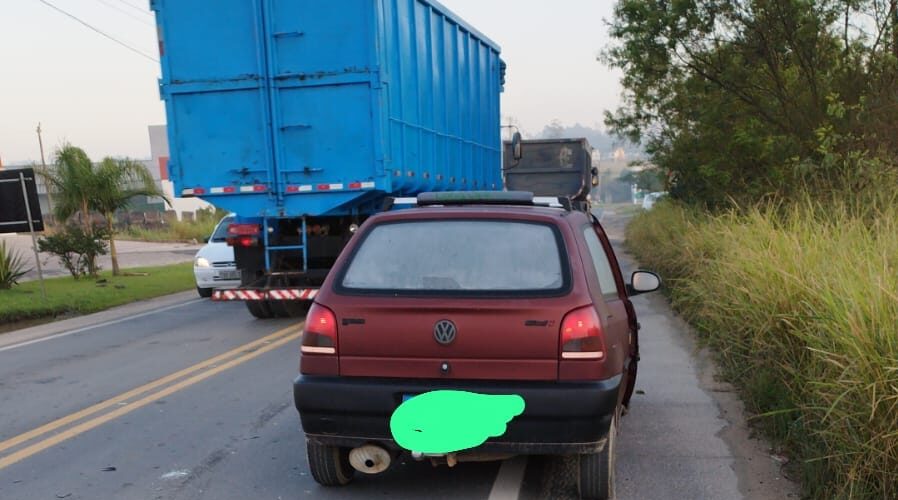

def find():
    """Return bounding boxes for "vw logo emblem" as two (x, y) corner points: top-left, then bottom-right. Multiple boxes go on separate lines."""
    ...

(433, 320), (457, 346)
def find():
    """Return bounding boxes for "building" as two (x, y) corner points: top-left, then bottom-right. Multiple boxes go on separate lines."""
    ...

(147, 125), (212, 218)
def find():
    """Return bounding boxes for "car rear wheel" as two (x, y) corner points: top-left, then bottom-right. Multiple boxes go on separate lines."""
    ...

(578, 408), (618, 499)
(196, 287), (213, 298)
(307, 441), (354, 487)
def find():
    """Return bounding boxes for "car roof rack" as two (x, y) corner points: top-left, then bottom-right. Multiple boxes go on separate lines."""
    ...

(382, 191), (573, 211)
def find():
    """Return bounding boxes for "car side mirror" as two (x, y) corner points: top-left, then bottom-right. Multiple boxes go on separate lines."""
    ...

(627, 271), (661, 296)
(511, 132), (523, 161)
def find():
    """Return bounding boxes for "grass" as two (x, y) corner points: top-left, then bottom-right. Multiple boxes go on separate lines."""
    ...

(627, 198), (898, 499)
(0, 263), (195, 326)
(122, 217), (219, 243)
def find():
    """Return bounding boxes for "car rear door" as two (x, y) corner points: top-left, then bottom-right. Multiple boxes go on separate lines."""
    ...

(579, 220), (635, 396)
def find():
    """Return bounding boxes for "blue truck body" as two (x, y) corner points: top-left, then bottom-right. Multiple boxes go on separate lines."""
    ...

(151, 0), (505, 315)
(152, 0), (504, 218)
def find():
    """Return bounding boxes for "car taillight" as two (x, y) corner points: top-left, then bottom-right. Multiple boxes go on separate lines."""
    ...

(226, 223), (261, 247)
(302, 303), (337, 355)
(560, 305), (605, 360)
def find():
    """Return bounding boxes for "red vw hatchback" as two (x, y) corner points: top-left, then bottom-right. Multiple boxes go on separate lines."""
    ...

(294, 192), (660, 499)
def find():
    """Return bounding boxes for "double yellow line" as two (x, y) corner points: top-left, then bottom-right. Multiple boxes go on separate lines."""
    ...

(0, 323), (303, 471)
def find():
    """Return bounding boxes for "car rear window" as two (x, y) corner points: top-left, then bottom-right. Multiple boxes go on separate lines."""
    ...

(339, 220), (568, 296)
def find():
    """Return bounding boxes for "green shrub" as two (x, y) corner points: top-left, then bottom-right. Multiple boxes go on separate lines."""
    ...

(38, 226), (108, 279)
(0, 240), (31, 289)
(627, 199), (898, 499)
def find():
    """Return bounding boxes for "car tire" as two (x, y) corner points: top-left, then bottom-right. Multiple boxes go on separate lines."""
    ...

(307, 441), (354, 487)
(196, 287), (213, 298)
(578, 409), (617, 499)
(245, 300), (274, 319)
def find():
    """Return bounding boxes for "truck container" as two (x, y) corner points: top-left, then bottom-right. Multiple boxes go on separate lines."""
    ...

(151, 0), (504, 317)
(503, 138), (596, 206)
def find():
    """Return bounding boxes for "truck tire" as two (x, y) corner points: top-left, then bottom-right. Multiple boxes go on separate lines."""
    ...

(578, 409), (617, 499)
(245, 300), (273, 319)
(307, 441), (354, 487)
(240, 269), (273, 319)
(196, 287), (213, 298)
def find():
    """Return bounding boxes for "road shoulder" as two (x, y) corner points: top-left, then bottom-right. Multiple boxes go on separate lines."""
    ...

(0, 291), (201, 351)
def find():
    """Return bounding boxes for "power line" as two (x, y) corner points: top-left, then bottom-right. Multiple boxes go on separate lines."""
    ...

(94, 0), (155, 26)
(34, 0), (158, 63)
(112, 0), (154, 18)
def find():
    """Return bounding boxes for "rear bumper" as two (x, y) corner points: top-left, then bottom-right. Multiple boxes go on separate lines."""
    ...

(294, 375), (621, 455)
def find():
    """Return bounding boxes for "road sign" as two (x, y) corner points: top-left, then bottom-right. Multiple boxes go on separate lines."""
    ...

(0, 168), (47, 298)
(0, 168), (45, 233)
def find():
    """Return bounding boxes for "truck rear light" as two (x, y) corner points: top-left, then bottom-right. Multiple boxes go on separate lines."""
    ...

(302, 304), (338, 355)
(227, 223), (261, 236)
(226, 223), (261, 247)
(560, 306), (605, 360)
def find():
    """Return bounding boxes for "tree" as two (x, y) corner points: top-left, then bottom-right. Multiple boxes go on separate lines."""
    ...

(93, 158), (167, 275)
(41, 145), (96, 232)
(619, 167), (666, 192)
(39, 145), (102, 275)
(39, 144), (167, 276)
(603, 0), (898, 206)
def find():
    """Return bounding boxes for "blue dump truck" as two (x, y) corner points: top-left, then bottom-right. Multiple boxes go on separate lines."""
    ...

(151, 0), (505, 318)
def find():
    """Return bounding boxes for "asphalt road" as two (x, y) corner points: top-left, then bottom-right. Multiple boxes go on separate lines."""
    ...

(0, 234), (201, 281)
(0, 212), (797, 499)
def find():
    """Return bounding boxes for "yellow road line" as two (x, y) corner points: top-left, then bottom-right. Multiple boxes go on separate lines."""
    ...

(0, 329), (302, 471)
(0, 323), (302, 456)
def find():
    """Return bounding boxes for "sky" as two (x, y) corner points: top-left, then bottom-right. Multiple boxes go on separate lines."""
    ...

(0, 0), (622, 164)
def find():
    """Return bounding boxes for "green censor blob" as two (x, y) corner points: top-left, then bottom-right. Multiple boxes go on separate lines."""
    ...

(389, 391), (525, 454)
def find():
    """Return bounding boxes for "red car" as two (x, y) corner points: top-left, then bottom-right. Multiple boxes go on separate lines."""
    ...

(294, 192), (660, 499)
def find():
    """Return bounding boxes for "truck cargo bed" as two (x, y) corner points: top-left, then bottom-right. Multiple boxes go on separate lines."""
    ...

(153, 0), (504, 217)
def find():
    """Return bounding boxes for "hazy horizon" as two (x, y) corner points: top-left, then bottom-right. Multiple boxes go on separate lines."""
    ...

(0, 0), (622, 164)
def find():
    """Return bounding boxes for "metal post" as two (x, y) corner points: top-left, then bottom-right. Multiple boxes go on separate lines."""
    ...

(20, 172), (47, 300)
(36, 123), (53, 216)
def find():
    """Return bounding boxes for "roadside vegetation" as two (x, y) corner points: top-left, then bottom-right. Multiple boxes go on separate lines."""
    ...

(0, 240), (31, 289)
(0, 263), (194, 326)
(39, 144), (167, 276)
(606, 1), (898, 497)
(628, 199), (898, 498)
(123, 208), (225, 243)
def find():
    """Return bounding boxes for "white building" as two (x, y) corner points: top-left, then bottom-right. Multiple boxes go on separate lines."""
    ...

(147, 125), (212, 218)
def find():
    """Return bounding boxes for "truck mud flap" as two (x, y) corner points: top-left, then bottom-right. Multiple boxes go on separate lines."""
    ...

(212, 288), (319, 301)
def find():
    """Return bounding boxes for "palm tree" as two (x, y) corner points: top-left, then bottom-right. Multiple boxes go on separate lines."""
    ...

(39, 144), (168, 276)
(93, 158), (167, 275)
(40, 144), (96, 233)
(39, 145), (101, 275)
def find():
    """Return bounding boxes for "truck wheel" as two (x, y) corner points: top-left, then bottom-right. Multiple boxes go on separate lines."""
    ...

(196, 287), (213, 298)
(307, 441), (354, 487)
(245, 300), (273, 319)
(578, 409), (617, 499)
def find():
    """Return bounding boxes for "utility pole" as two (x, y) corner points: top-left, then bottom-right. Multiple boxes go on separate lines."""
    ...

(36, 123), (53, 216)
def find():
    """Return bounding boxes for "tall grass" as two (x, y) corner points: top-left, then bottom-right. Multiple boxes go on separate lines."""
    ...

(123, 217), (219, 243)
(627, 198), (898, 499)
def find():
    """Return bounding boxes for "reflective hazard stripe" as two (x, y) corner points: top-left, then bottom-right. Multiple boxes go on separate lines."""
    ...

(213, 289), (318, 301)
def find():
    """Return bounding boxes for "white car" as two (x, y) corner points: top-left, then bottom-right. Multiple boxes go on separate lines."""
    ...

(194, 215), (241, 298)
